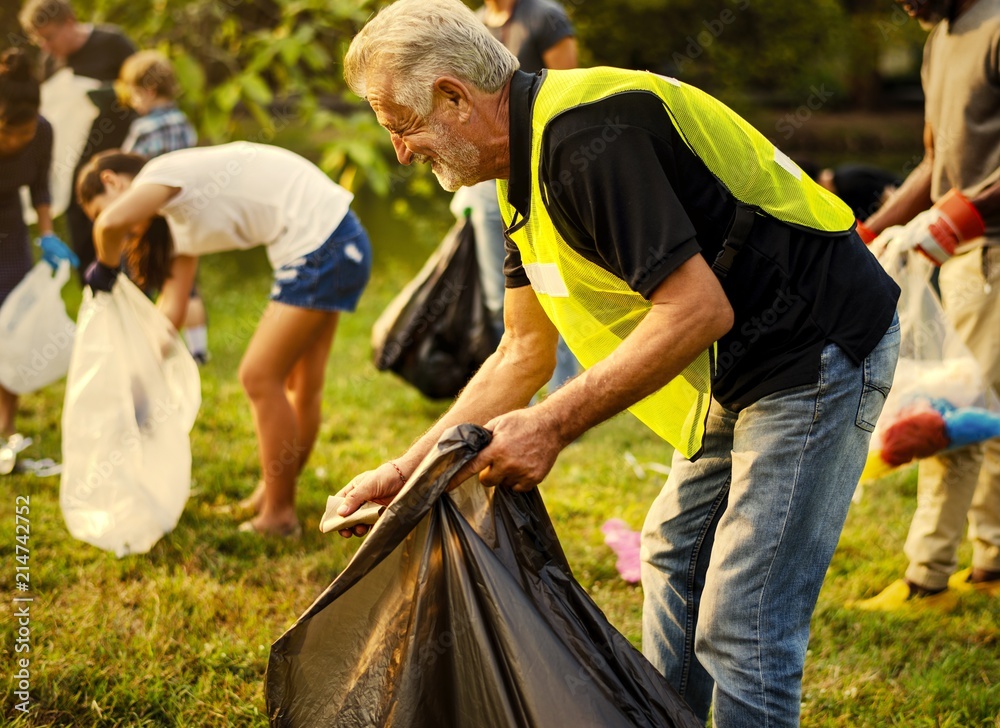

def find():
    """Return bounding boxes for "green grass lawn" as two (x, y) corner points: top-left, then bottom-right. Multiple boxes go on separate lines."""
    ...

(1, 202), (998, 727)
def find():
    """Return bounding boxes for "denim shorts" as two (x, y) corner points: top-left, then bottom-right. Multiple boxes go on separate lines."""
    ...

(270, 210), (372, 312)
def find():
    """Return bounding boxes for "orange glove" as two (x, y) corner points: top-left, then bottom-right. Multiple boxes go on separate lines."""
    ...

(855, 220), (877, 245)
(901, 189), (985, 266)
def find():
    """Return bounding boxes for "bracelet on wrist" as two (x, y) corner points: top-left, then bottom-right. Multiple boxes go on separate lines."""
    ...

(389, 461), (407, 485)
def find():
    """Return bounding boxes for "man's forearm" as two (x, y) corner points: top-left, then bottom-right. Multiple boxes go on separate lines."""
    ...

(538, 295), (728, 448)
(395, 332), (555, 474)
(450, 255), (733, 495)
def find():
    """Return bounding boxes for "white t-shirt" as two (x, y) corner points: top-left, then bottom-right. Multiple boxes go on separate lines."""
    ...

(132, 142), (354, 269)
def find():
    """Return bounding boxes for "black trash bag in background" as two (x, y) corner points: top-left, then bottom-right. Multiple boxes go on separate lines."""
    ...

(265, 424), (700, 728)
(371, 218), (500, 400)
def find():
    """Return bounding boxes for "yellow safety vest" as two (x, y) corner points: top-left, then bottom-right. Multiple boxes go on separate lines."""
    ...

(498, 67), (854, 458)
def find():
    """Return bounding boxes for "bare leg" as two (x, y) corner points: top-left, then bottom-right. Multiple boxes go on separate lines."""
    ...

(238, 302), (339, 535)
(238, 315), (339, 514)
(0, 386), (18, 438)
(184, 294), (207, 329)
(286, 314), (339, 471)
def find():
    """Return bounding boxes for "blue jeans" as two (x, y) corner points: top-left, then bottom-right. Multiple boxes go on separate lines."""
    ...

(455, 181), (507, 334)
(641, 317), (900, 727)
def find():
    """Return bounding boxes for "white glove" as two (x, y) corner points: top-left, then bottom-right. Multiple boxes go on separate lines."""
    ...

(869, 225), (908, 264)
(897, 189), (985, 266)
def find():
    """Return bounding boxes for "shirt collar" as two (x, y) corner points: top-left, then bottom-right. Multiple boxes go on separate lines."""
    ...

(146, 105), (178, 117)
(506, 69), (543, 218)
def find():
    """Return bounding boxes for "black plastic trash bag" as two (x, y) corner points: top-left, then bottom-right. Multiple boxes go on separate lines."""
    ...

(266, 424), (700, 728)
(371, 218), (500, 399)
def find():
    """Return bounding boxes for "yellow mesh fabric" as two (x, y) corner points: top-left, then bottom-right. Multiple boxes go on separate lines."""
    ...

(537, 68), (855, 232)
(497, 68), (851, 457)
(501, 201), (713, 458)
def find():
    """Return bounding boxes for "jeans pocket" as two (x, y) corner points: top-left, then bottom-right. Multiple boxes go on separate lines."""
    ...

(855, 315), (900, 432)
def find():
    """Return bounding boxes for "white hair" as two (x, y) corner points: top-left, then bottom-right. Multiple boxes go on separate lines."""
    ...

(345, 0), (519, 117)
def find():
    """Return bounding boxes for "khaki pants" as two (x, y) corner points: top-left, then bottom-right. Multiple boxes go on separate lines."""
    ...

(905, 245), (1000, 590)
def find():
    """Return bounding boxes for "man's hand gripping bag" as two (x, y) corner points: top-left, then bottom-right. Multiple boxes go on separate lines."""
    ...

(266, 424), (700, 728)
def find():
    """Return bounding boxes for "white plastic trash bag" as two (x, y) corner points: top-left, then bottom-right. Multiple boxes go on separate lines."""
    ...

(21, 68), (101, 224)
(858, 231), (999, 485)
(0, 261), (75, 395)
(60, 275), (201, 556)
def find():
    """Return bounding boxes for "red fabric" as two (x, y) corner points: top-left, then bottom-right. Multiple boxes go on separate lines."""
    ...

(936, 188), (985, 242)
(855, 220), (877, 244)
(881, 411), (950, 466)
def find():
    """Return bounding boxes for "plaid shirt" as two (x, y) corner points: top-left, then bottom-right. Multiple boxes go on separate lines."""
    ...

(121, 105), (197, 158)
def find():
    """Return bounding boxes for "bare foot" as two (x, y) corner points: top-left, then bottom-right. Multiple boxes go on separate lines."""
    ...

(238, 514), (301, 538)
(237, 479), (266, 513)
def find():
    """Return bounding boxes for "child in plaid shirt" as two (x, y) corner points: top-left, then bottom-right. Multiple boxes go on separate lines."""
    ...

(119, 51), (196, 157)
(119, 51), (208, 363)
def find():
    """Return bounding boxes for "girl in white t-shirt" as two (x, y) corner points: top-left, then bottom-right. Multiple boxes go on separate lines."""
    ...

(76, 143), (372, 537)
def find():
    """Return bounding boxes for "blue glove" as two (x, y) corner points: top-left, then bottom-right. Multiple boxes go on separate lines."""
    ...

(39, 234), (80, 270)
(84, 260), (120, 293)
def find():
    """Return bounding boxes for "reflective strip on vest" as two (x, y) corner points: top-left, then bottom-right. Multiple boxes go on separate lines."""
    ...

(498, 68), (853, 458)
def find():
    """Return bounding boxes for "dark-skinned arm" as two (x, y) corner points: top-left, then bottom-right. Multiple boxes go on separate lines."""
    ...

(863, 122), (934, 235)
(541, 36), (578, 70)
(969, 178), (1000, 221)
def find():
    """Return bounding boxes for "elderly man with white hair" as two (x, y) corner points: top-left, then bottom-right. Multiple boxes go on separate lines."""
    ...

(335, 1), (901, 725)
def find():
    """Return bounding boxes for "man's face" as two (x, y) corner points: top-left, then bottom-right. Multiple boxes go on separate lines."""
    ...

(30, 19), (77, 59)
(368, 82), (483, 192)
(894, 0), (952, 24)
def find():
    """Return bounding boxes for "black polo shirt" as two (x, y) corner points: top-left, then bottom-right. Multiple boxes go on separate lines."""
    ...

(502, 70), (900, 409)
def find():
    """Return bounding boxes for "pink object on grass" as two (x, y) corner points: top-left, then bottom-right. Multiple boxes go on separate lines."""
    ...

(601, 518), (642, 584)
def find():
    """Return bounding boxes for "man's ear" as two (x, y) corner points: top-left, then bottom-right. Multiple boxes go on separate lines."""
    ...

(432, 76), (473, 121)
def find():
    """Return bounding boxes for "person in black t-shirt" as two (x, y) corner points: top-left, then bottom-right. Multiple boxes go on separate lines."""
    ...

(337, 2), (902, 725)
(19, 0), (136, 279)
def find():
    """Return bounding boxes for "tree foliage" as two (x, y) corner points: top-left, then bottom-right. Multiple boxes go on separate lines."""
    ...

(566, 0), (926, 111)
(1, 0), (929, 198)
(99, 0), (399, 193)
(0, 0), (398, 195)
